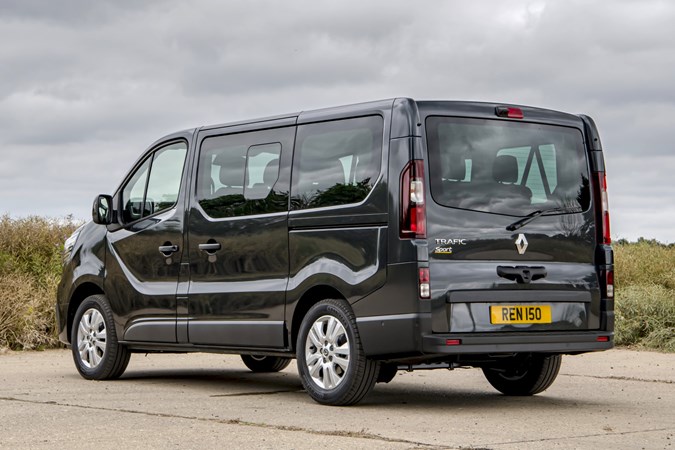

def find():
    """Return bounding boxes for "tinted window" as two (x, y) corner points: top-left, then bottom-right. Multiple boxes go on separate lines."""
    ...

(426, 117), (590, 216)
(244, 143), (281, 200)
(121, 142), (187, 223)
(291, 116), (383, 210)
(121, 158), (150, 222)
(196, 133), (287, 218)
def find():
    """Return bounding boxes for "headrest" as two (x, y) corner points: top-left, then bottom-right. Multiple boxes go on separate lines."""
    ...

(446, 160), (466, 181)
(218, 160), (244, 186)
(493, 155), (519, 183)
(263, 158), (279, 185)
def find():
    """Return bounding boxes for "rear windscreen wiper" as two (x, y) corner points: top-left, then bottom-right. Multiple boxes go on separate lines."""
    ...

(506, 206), (582, 232)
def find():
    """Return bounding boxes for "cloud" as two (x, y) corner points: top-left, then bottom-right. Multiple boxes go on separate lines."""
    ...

(0, 0), (673, 242)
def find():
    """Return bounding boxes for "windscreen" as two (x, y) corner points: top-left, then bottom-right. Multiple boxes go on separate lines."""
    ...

(426, 117), (590, 216)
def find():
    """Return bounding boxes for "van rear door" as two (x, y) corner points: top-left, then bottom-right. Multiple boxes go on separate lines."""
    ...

(420, 103), (600, 334)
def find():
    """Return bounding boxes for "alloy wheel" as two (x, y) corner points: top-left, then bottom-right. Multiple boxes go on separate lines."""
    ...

(76, 308), (107, 369)
(304, 315), (351, 389)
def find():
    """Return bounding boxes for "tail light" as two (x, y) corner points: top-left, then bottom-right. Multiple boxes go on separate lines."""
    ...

(606, 269), (614, 298)
(418, 268), (430, 299)
(400, 160), (426, 239)
(594, 171), (611, 244)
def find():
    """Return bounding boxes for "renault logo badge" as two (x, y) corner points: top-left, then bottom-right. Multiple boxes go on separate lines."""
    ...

(515, 234), (528, 255)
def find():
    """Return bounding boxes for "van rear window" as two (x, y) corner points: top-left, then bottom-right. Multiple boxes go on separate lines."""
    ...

(426, 117), (590, 216)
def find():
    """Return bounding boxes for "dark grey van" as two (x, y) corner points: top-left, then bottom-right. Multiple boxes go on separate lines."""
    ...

(57, 98), (614, 405)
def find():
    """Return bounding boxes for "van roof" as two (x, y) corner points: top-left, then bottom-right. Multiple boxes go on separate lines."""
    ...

(170, 98), (584, 142)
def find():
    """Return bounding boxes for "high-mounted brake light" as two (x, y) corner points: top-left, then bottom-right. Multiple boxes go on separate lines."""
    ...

(400, 160), (427, 239)
(495, 106), (524, 119)
(594, 171), (611, 244)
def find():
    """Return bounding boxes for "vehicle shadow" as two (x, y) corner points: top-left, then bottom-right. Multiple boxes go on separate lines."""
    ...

(118, 367), (305, 395)
(112, 367), (603, 412)
(365, 382), (598, 412)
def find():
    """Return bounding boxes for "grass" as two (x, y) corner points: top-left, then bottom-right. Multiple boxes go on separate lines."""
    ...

(0, 215), (79, 350)
(0, 215), (673, 352)
(613, 239), (675, 352)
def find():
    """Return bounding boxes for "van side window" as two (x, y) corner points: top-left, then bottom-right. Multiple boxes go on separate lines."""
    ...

(121, 142), (187, 223)
(196, 133), (286, 218)
(291, 116), (383, 210)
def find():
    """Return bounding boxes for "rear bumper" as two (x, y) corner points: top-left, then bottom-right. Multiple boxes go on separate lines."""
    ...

(422, 331), (613, 354)
(357, 312), (613, 357)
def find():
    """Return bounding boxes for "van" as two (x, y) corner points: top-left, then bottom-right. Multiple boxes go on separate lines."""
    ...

(57, 98), (614, 405)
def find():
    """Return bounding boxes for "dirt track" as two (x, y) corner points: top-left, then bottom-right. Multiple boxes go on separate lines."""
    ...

(1, 349), (673, 449)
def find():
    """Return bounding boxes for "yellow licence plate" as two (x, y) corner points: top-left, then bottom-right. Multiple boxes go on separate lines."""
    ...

(490, 305), (552, 324)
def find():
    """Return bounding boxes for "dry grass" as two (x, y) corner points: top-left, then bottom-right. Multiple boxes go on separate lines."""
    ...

(0, 215), (79, 350)
(614, 240), (675, 352)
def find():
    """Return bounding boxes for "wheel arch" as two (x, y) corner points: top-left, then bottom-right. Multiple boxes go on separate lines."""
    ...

(66, 282), (105, 344)
(290, 285), (346, 351)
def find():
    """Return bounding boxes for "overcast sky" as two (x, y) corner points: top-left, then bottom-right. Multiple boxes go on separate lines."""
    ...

(1, 0), (673, 242)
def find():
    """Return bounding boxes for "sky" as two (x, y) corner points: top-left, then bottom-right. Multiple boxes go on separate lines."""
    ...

(1, 0), (674, 242)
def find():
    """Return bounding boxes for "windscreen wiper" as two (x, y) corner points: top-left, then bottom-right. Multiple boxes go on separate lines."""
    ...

(506, 206), (582, 232)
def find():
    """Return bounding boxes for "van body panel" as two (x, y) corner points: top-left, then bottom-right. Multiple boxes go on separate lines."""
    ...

(296, 98), (395, 125)
(286, 225), (388, 306)
(390, 97), (421, 138)
(352, 262), (429, 356)
(56, 221), (107, 344)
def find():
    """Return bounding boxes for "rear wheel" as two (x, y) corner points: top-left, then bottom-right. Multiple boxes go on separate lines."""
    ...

(241, 354), (292, 372)
(296, 299), (380, 406)
(482, 354), (562, 396)
(71, 295), (130, 380)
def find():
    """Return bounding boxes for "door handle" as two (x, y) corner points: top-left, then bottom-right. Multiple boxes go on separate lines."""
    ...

(199, 242), (221, 254)
(497, 266), (547, 284)
(158, 244), (179, 256)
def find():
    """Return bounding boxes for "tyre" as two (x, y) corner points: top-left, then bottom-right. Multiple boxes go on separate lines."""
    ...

(241, 354), (292, 372)
(296, 299), (380, 406)
(482, 354), (562, 396)
(71, 294), (130, 380)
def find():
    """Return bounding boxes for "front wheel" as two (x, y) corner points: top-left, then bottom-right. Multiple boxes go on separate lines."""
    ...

(296, 299), (380, 406)
(482, 354), (562, 396)
(241, 354), (292, 372)
(71, 294), (130, 380)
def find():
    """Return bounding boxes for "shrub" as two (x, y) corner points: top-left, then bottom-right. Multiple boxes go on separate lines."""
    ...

(0, 215), (79, 350)
(614, 284), (675, 352)
(614, 241), (675, 352)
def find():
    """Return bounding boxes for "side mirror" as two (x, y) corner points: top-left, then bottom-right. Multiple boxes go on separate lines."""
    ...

(92, 194), (113, 225)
